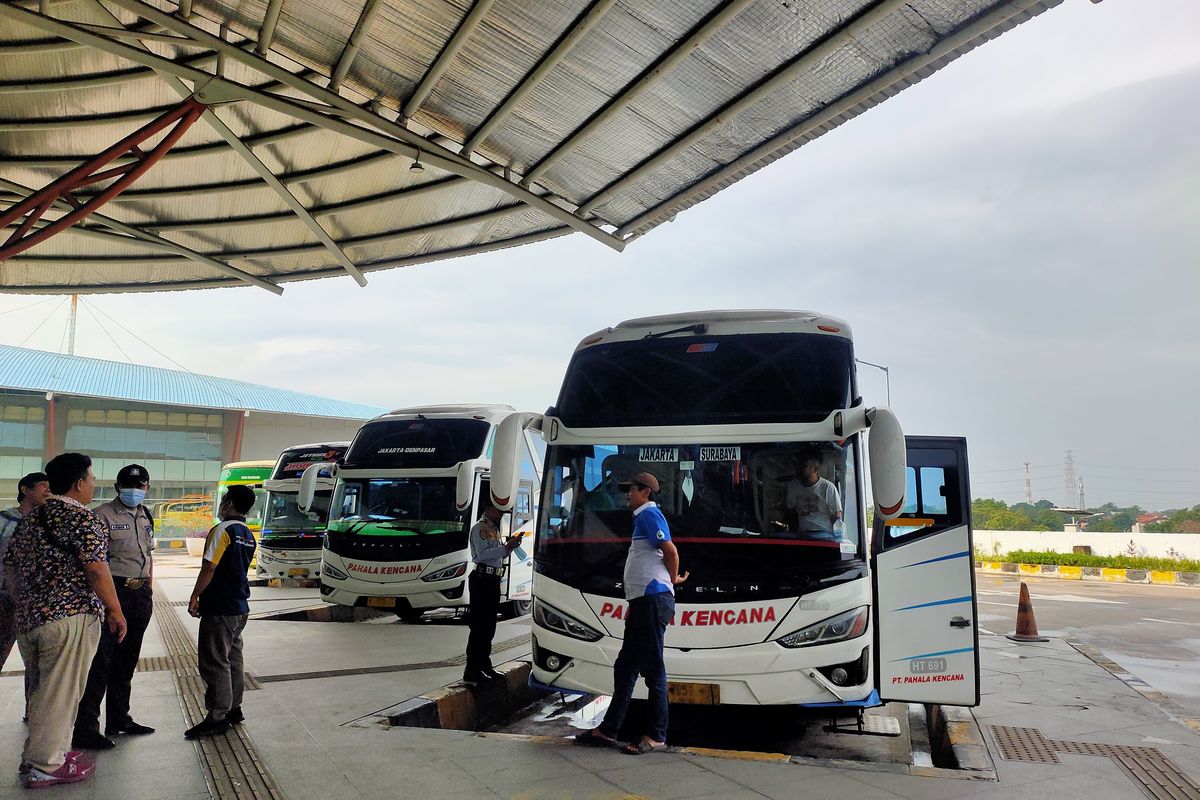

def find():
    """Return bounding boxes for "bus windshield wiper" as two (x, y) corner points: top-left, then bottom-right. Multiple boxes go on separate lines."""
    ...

(643, 323), (708, 340)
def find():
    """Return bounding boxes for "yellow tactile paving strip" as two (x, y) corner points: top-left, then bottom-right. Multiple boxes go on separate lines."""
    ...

(152, 584), (285, 800)
(991, 725), (1200, 800)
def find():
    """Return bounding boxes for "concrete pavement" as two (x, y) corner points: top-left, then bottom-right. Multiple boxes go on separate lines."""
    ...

(0, 554), (1196, 799)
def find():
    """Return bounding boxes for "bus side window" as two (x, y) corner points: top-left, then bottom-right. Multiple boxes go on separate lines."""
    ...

(519, 438), (538, 481)
(887, 465), (954, 542)
(341, 484), (360, 516)
(514, 484), (533, 528)
(920, 467), (949, 515)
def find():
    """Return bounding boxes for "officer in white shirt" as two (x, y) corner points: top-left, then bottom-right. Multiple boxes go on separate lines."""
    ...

(462, 498), (521, 683)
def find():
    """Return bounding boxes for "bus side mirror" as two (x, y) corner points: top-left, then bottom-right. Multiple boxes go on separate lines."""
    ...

(298, 462), (333, 512)
(490, 411), (541, 511)
(456, 460), (477, 512)
(867, 407), (906, 520)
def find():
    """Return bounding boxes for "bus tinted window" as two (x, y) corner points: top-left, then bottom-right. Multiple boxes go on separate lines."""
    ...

(556, 334), (853, 427)
(264, 492), (331, 532)
(344, 419), (489, 468)
(273, 446), (347, 479)
(332, 478), (464, 532)
(536, 439), (863, 601)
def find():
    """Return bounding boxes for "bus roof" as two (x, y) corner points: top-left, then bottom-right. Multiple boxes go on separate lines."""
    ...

(578, 309), (852, 351)
(377, 404), (515, 422)
(276, 442), (351, 453)
(221, 460), (277, 470)
(271, 442), (350, 480)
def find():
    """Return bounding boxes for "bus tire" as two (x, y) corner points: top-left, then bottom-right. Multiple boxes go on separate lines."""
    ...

(396, 608), (425, 623)
(503, 600), (531, 619)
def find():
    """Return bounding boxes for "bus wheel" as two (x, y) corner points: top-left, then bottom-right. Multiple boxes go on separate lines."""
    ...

(396, 608), (425, 623)
(503, 600), (531, 619)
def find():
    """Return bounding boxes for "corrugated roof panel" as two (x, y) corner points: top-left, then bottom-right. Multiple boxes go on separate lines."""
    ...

(0, 0), (1064, 293)
(0, 344), (385, 419)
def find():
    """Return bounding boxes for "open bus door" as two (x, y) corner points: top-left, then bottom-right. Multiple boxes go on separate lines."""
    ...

(872, 436), (979, 706)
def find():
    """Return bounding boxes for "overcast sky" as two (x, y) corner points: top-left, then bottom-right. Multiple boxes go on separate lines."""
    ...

(2, 0), (1197, 511)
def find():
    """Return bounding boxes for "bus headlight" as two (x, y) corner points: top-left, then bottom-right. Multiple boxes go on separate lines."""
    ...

(777, 606), (869, 649)
(532, 600), (603, 642)
(421, 562), (467, 582)
(322, 563), (349, 581)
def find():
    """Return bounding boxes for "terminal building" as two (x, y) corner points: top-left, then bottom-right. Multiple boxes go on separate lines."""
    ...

(0, 344), (384, 505)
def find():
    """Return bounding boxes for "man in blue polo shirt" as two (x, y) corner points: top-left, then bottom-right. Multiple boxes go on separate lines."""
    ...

(575, 471), (688, 755)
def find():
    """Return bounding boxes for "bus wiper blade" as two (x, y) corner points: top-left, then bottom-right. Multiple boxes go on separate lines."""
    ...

(643, 323), (708, 340)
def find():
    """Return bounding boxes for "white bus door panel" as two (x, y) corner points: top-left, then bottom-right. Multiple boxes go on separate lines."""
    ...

(874, 436), (979, 707)
(504, 481), (536, 601)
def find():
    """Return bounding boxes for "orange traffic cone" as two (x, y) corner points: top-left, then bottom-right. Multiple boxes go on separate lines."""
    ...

(1006, 581), (1049, 642)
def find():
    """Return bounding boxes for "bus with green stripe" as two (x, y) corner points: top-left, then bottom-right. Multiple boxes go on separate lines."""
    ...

(305, 405), (542, 622)
(257, 442), (349, 580)
(213, 460), (274, 535)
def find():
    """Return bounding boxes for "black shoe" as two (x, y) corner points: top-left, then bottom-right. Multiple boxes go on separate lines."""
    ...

(184, 717), (230, 739)
(225, 707), (245, 725)
(72, 730), (116, 750)
(107, 720), (155, 736)
(462, 670), (489, 684)
(482, 668), (504, 681)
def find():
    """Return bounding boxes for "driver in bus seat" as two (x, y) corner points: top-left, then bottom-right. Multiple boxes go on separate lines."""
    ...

(784, 452), (843, 536)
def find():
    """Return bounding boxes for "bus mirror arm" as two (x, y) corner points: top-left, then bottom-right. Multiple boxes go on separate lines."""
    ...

(456, 460), (478, 512)
(866, 407), (906, 521)
(490, 411), (542, 511)
(297, 462), (333, 512)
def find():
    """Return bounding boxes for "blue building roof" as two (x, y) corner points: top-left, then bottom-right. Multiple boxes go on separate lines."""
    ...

(0, 345), (386, 420)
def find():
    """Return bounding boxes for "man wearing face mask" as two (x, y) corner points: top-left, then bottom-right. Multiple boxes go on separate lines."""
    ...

(73, 465), (157, 750)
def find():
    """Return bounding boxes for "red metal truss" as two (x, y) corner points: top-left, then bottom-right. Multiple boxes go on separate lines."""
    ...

(0, 98), (206, 261)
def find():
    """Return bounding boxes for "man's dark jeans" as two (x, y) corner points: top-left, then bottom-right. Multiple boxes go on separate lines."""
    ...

(75, 581), (153, 734)
(598, 592), (675, 743)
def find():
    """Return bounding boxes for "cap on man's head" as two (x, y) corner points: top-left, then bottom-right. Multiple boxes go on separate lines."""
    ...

(617, 471), (660, 493)
(116, 464), (150, 487)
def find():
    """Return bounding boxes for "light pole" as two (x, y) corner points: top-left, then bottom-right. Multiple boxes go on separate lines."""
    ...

(856, 359), (891, 407)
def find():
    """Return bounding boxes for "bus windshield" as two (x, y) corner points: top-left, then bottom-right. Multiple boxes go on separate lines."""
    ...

(536, 439), (863, 602)
(263, 491), (331, 534)
(332, 478), (465, 534)
(555, 333), (853, 427)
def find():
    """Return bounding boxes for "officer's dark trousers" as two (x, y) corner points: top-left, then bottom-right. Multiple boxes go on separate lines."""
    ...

(465, 571), (501, 674)
(598, 592), (675, 743)
(75, 580), (153, 734)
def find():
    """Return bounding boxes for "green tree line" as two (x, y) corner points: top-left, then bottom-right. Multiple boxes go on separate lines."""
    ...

(972, 498), (1200, 532)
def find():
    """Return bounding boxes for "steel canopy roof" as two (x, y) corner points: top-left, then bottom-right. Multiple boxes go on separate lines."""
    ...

(0, 0), (1061, 294)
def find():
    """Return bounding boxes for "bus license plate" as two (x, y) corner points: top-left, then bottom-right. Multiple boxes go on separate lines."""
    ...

(366, 597), (396, 609)
(287, 568), (308, 578)
(667, 681), (720, 705)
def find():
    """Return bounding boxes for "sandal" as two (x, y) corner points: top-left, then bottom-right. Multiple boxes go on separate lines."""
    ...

(623, 738), (668, 755)
(573, 728), (618, 747)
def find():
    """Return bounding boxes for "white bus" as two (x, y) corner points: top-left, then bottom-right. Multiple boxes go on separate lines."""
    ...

(490, 310), (978, 709)
(312, 405), (542, 622)
(257, 442), (349, 580)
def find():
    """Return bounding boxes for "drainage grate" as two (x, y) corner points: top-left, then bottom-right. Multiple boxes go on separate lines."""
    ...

(990, 725), (1060, 763)
(991, 726), (1200, 800)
